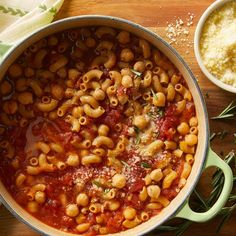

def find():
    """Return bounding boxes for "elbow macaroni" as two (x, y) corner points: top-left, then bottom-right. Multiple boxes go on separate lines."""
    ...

(0, 26), (198, 235)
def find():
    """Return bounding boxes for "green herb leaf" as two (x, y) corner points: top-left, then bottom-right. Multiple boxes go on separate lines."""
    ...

(92, 181), (102, 188)
(150, 88), (158, 99)
(133, 125), (140, 134)
(148, 107), (164, 119)
(157, 108), (164, 117)
(133, 126), (141, 144)
(121, 160), (130, 168)
(135, 136), (141, 145)
(131, 69), (142, 77)
(141, 162), (152, 168)
(104, 188), (110, 193)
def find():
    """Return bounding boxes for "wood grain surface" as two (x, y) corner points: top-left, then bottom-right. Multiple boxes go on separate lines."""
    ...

(0, 0), (235, 236)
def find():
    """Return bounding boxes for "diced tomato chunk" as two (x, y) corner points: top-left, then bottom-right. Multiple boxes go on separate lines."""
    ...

(87, 213), (96, 224)
(117, 85), (126, 96)
(84, 231), (97, 236)
(162, 188), (178, 200)
(165, 104), (177, 116)
(181, 102), (195, 120)
(125, 193), (143, 210)
(129, 179), (145, 193)
(158, 116), (179, 140)
(106, 212), (124, 233)
(103, 109), (121, 127)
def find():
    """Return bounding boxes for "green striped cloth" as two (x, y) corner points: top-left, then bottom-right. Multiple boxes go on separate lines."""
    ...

(0, 0), (64, 59)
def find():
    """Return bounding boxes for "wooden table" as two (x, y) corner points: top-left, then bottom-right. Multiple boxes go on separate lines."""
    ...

(0, 0), (235, 235)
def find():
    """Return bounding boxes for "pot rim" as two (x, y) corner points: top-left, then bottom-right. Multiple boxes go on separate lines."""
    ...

(0, 15), (209, 236)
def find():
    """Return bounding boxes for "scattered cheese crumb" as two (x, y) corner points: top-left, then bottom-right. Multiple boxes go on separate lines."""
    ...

(164, 13), (195, 48)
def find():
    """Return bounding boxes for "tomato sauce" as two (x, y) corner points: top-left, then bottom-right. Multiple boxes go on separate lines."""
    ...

(0, 26), (198, 235)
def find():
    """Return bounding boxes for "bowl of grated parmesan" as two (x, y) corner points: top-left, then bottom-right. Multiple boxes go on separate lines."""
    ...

(194, 0), (236, 93)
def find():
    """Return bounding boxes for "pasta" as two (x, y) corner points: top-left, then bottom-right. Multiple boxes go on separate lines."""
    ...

(0, 26), (198, 235)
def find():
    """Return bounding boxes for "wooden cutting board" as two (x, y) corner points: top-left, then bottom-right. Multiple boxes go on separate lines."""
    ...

(0, 0), (235, 235)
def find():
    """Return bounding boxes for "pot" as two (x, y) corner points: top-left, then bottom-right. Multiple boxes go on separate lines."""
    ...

(0, 15), (233, 236)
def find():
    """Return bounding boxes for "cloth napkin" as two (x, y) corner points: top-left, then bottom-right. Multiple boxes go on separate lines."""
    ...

(0, 0), (64, 46)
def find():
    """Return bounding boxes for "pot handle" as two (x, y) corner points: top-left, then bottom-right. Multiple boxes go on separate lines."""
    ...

(176, 147), (233, 222)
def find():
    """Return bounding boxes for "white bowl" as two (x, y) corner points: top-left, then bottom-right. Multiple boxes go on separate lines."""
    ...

(194, 0), (236, 93)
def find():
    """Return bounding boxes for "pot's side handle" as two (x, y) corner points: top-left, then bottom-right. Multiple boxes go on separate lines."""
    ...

(176, 147), (233, 222)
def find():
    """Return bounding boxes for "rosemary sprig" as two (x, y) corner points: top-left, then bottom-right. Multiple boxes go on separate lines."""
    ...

(211, 101), (236, 120)
(210, 132), (216, 141)
(217, 203), (236, 232)
(217, 130), (228, 140)
(154, 151), (235, 235)
(157, 225), (179, 231)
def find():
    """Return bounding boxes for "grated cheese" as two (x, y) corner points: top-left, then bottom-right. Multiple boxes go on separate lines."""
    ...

(165, 12), (195, 48)
(200, 1), (236, 87)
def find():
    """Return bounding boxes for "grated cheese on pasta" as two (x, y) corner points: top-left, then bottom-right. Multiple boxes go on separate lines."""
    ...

(200, 1), (236, 87)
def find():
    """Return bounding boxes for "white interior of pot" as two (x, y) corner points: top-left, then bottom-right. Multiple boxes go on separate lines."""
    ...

(0, 16), (209, 236)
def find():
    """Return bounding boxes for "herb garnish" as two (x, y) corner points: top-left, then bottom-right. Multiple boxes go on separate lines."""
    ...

(131, 69), (142, 78)
(153, 131), (160, 138)
(134, 125), (140, 134)
(121, 160), (130, 168)
(150, 88), (158, 99)
(135, 136), (141, 145)
(134, 125), (141, 144)
(154, 151), (236, 235)
(157, 108), (164, 117)
(92, 181), (102, 188)
(104, 189), (110, 194)
(211, 101), (236, 120)
(148, 107), (164, 119)
(141, 162), (152, 168)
